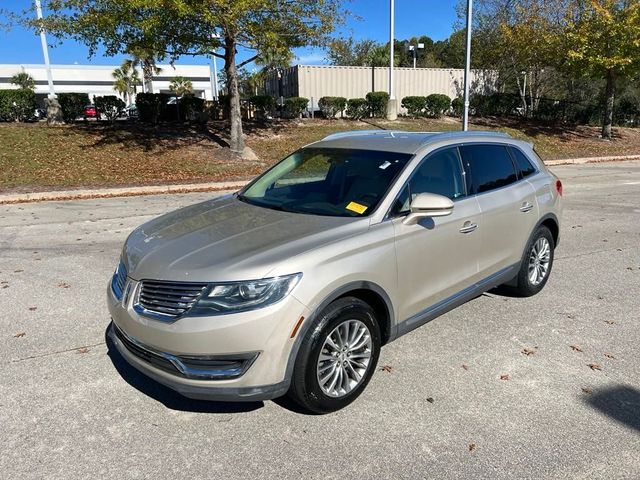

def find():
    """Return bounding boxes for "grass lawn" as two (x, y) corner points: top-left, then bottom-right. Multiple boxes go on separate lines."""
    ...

(2, 117), (639, 193)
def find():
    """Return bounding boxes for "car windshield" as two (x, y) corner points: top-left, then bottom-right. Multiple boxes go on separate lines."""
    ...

(238, 147), (413, 217)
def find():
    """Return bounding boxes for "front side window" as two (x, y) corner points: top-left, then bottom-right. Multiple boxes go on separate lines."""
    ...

(390, 147), (465, 215)
(460, 144), (518, 194)
(239, 148), (412, 217)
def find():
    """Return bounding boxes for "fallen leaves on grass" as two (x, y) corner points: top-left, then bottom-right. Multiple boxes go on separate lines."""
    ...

(500, 374), (510, 381)
(570, 345), (583, 353)
(522, 347), (537, 356)
(13, 332), (26, 338)
(587, 363), (602, 371)
(380, 365), (393, 373)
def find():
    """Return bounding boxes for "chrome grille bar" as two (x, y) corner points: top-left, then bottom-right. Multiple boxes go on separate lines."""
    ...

(136, 280), (208, 319)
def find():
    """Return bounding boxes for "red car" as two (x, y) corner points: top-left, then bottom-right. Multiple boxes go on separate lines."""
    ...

(83, 105), (97, 119)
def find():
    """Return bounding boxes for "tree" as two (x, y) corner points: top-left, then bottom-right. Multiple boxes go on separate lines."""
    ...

(564, 0), (640, 138)
(169, 76), (193, 97)
(27, 1), (346, 154)
(124, 45), (162, 93)
(10, 71), (36, 91)
(112, 62), (141, 105)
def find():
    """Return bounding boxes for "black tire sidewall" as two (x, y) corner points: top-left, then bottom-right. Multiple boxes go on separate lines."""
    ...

(517, 225), (555, 296)
(290, 297), (381, 414)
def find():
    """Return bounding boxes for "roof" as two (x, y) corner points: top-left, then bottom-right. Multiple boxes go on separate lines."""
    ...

(312, 130), (514, 154)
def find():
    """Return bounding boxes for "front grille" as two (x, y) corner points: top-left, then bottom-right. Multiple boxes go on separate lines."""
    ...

(112, 324), (257, 380)
(111, 261), (127, 300)
(137, 280), (208, 318)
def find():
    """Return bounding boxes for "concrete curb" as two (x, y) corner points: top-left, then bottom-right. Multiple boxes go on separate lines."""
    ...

(0, 181), (249, 205)
(1, 154), (639, 204)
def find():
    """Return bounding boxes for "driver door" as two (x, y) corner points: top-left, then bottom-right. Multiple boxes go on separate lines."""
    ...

(391, 147), (482, 322)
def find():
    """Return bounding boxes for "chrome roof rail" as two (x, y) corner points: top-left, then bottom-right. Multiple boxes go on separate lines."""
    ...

(321, 130), (436, 141)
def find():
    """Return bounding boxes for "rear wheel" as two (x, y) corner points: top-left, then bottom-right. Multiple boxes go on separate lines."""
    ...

(512, 225), (555, 297)
(288, 297), (381, 414)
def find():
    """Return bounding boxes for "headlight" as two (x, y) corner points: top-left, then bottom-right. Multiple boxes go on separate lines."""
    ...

(190, 273), (302, 315)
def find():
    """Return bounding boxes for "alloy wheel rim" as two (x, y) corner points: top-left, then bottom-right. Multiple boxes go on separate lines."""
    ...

(528, 237), (551, 286)
(316, 319), (373, 398)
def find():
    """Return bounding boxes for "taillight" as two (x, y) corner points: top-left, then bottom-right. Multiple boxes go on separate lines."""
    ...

(555, 179), (563, 196)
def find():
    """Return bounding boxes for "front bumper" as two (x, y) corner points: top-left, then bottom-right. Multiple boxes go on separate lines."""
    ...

(107, 279), (309, 402)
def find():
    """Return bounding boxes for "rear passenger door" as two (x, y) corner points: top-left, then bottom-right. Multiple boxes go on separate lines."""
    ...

(460, 144), (538, 277)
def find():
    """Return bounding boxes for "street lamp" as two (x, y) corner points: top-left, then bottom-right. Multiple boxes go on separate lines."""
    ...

(462, 0), (473, 131)
(34, 0), (63, 124)
(387, 0), (397, 121)
(408, 43), (424, 69)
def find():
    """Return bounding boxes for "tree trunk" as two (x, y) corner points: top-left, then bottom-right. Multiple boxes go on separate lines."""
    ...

(224, 35), (244, 153)
(602, 69), (615, 139)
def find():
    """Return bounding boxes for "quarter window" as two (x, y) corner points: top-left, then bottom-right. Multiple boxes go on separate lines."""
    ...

(460, 145), (518, 194)
(510, 147), (537, 178)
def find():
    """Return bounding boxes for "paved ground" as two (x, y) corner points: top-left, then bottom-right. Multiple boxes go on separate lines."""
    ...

(1, 161), (639, 479)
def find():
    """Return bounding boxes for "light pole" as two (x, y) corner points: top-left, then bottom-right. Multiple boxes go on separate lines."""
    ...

(34, 0), (63, 124)
(409, 43), (424, 69)
(210, 54), (219, 100)
(386, 0), (397, 120)
(462, 0), (473, 131)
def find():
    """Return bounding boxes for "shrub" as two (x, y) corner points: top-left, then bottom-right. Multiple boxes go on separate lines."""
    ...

(95, 95), (125, 122)
(284, 96), (308, 118)
(470, 93), (518, 117)
(425, 94), (451, 118)
(346, 98), (368, 120)
(180, 95), (206, 121)
(401, 96), (427, 117)
(57, 93), (90, 122)
(451, 97), (464, 117)
(318, 96), (347, 118)
(0, 89), (37, 122)
(136, 92), (166, 123)
(249, 94), (276, 118)
(366, 91), (389, 118)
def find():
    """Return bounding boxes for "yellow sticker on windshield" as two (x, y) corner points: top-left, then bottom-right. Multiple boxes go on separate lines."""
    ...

(346, 201), (368, 214)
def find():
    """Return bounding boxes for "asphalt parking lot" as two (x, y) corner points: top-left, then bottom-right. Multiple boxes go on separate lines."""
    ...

(1, 161), (639, 479)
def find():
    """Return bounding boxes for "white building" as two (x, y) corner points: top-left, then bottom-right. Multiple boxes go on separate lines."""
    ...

(0, 63), (215, 104)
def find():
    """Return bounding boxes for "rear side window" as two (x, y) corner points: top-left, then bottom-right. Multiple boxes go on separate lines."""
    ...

(460, 145), (518, 194)
(510, 147), (537, 178)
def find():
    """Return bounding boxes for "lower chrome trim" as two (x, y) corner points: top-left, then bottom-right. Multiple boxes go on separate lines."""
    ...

(395, 263), (519, 338)
(111, 323), (258, 380)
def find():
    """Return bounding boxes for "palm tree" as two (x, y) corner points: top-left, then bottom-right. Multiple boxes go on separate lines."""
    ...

(112, 62), (141, 105)
(10, 72), (36, 91)
(169, 76), (193, 97)
(124, 46), (162, 93)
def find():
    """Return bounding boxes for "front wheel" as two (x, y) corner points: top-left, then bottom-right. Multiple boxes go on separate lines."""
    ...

(512, 225), (555, 297)
(288, 297), (381, 414)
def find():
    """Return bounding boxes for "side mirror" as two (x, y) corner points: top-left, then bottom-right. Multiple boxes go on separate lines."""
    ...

(402, 192), (454, 225)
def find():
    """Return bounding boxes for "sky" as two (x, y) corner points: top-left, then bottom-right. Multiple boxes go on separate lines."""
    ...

(0, 0), (460, 67)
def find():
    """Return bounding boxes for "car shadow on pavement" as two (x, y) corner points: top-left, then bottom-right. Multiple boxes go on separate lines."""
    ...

(584, 385), (640, 432)
(105, 329), (264, 414)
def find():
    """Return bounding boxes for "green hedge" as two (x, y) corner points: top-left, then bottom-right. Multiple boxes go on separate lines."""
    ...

(401, 96), (427, 117)
(346, 98), (368, 120)
(249, 95), (276, 118)
(58, 93), (90, 122)
(95, 95), (125, 122)
(180, 95), (205, 120)
(366, 91), (389, 118)
(284, 97), (308, 118)
(0, 89), (37, 122)
(425, 94), (451, 118)
(318, 96), (347, 118)
(451, 97), (464, 117)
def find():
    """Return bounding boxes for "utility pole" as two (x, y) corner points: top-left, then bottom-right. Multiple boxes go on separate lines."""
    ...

(462, 0), (473, 131)
(211, 54), (219, 101)
(386, 0), (397, 120)
(34, 0), (63, 124)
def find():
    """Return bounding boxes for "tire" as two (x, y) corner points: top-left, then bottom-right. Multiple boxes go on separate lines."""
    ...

(288, 297), (381, 414)
(512, 225), (555, 297)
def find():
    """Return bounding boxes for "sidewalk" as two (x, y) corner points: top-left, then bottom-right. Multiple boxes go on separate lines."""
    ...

(1, 154), (639, 204)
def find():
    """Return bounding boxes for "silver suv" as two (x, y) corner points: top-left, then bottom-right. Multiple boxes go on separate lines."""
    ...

(108, 130), (562, 413)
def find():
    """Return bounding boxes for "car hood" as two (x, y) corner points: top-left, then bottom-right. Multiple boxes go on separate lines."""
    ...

(123, 194), (366, 282)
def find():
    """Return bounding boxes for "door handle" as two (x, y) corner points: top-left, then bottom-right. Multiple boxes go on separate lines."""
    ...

(520, 202), (534, 213)
(459, 221), (478, 234)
